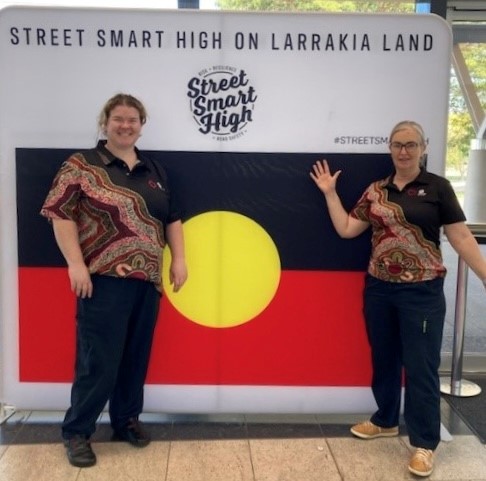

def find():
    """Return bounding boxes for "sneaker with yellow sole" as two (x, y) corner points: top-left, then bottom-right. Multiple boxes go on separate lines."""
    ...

(350, 420), (399, 439)
(408, 448), (434, 477)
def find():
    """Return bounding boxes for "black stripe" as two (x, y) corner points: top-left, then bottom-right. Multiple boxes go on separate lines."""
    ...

(17, 148), (393, 269)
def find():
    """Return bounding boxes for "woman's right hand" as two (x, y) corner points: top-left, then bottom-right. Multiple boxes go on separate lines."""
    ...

(310, 159), (342, 195)
(68, 262), (93, 298)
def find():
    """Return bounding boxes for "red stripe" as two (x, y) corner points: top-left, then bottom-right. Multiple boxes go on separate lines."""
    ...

(19, 267), (371, 386)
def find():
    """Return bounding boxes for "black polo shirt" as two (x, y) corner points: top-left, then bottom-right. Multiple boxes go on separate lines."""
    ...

(384, 168), (466, 247)
(40, 141), (180, 289)
(89, 140), (180, 226)
(350, 168), (466, 282)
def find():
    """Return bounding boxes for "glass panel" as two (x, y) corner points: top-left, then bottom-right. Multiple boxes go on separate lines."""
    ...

(445, 37), (486, 361)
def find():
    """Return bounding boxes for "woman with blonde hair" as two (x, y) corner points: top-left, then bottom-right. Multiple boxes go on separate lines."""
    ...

(310, 120), (486, 477)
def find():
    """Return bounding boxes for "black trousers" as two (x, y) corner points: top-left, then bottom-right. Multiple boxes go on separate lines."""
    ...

(363, 275), (445, 450)
(62, 275), (160, 440)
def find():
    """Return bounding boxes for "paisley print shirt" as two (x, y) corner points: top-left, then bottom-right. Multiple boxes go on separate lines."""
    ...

(350, 168), (465, 283)
(40, 141), (180, 291)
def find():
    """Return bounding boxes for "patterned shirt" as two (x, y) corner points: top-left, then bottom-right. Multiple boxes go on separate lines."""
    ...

(40, 141), (180, 290)
(350, 168), (466, 283)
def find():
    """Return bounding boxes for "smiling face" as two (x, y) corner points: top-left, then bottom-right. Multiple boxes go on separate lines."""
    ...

(389, 124), (426, 176)
(104, 105), (143, 151)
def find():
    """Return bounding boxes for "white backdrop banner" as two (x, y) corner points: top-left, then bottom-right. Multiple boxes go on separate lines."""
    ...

(0, 6), (451, 412)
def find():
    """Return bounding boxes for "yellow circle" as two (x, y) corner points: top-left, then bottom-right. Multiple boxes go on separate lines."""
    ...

(162, 211), (281, 328)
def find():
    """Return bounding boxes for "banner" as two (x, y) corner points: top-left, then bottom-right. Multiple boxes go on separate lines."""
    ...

(0, 6), (451, 411)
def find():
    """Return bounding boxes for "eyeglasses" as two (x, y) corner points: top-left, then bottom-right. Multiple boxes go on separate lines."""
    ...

(389, 141), (420, 154)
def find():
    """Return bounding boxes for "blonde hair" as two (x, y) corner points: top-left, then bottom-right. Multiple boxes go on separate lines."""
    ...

(389, 120), (426, 146)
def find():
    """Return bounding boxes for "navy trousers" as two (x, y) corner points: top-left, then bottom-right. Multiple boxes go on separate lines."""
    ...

(363, 275), (445, 450)
(62, 275), (160, 440)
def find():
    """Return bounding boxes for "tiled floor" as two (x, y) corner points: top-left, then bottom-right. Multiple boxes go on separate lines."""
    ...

(1, 398), (485, 481)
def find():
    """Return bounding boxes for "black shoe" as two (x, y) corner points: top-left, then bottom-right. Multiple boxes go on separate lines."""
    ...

(112, 417), (151, 448)
(64, 435), (96, 468)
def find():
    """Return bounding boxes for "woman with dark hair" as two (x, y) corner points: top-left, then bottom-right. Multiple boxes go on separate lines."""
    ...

(41, 93), (187, 468)
(310, 120), (486, 477)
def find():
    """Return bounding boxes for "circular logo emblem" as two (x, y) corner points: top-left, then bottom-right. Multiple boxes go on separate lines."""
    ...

(187, 66), (257, 140)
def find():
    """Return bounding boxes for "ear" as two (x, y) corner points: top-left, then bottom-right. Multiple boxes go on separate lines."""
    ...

(420, 153), (428, 168)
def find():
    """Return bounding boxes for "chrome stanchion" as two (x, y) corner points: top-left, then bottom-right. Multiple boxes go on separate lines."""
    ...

(440, 223), (486, 397)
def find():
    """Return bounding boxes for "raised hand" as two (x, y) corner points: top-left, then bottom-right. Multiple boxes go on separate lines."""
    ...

(310, 159), (342, 195)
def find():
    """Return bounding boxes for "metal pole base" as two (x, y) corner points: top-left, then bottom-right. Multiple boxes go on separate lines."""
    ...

(440, 377), (482, 397)
(0, 403), (16, 424)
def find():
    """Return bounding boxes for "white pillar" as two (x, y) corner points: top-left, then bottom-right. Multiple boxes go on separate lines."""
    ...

(464, 139), (486, 223)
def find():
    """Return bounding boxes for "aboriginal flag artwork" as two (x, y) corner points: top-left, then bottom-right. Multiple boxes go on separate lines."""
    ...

(2, 7), (452, 409)
(17, 148), (393, 386)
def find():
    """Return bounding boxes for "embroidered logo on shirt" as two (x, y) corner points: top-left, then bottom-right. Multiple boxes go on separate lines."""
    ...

(148, 179), (165, 191)
(406, 188), (427, 197)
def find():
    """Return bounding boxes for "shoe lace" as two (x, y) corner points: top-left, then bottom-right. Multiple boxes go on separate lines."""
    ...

(415, 448), (433, 462)
(70, 436), (91, 451)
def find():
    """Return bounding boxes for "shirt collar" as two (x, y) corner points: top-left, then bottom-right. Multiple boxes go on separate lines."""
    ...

(385, 167), (429, 189)
(96, 139), (146, 168)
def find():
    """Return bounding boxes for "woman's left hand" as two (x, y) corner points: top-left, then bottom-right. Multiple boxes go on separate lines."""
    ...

(169, 257), (188, 292)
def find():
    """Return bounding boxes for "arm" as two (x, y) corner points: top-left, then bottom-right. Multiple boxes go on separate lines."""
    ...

(166, 220), (188, 292)
(444, 222), (486, 289)
(52, 218), (93, 298)
(310, 159), (369, 238)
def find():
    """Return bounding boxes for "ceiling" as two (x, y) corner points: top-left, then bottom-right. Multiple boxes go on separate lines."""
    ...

(443, 1), (486, 44)
(447, 1), (486, 22)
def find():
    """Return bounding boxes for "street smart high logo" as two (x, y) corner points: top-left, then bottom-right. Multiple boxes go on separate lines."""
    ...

(187, 66), (257, 141)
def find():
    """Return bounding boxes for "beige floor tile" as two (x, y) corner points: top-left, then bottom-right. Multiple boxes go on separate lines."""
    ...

(250, 438), (341, 481)
(0, 445), (8, 459)
(424, 435), (486, 480)
(167, 439), (253, 481)
(78, 441), (170, 481)
(327, 437), (414, 481)
(0, 444), (78, 481)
